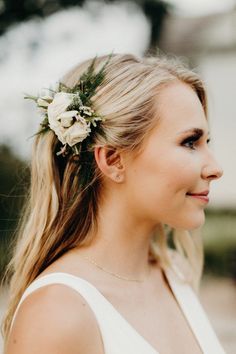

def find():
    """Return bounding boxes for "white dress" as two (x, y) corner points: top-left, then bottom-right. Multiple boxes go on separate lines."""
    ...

(10, 267), (226, 354)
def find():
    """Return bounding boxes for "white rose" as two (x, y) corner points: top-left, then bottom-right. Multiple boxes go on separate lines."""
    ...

(46, 92), (92, 147)
(47, 92), (75, 130)
(64, 117), (91, 147)
(53, 125), (67, 145)
(58, 110), (79, 128)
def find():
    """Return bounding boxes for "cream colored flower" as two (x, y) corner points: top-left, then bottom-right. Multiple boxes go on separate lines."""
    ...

(46, 92), (92, 146)
(51, 113), (91, 147)
(47, 92), (75, 130)
(53, 125), (67, 145)
(64, 117), (91, 147)
(58, 110), (78, 128)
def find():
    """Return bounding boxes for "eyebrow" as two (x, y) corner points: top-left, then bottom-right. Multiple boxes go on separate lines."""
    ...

(178, 128), (210, 136)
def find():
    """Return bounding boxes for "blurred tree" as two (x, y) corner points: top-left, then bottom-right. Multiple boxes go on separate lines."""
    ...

(0, 0), (170, 52)
(0, 0), (86, 35)
(141, 0), (170, 52)
(0, 144), (29, 279)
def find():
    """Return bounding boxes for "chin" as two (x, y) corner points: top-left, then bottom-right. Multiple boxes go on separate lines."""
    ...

(169, 211), (206, 230)
(185, 212), (206, 230)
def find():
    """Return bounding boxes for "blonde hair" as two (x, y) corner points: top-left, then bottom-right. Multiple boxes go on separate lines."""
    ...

(2, 53), (206, 343)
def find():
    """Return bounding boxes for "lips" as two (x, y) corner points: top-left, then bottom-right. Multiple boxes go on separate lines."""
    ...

(186, 190), (209, 203)
(187, 190), (209, 196)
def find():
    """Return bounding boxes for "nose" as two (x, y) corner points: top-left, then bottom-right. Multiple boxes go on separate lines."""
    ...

(201, 152), (223, 182)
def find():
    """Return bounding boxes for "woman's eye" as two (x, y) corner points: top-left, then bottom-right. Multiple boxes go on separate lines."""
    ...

(185, 141), (195, 149)
(181, 136), (211, 150)
(181, 136), (198, 150)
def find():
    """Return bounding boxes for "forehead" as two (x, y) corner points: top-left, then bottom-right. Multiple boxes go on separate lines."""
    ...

(153, 81), (208, 136)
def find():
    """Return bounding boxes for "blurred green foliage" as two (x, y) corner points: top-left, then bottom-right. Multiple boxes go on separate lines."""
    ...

(0, 144), (30, 278)
(203, 209), (236, 278)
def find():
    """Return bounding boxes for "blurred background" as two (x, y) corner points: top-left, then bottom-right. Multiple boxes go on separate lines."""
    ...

(0, 0), (235, 352)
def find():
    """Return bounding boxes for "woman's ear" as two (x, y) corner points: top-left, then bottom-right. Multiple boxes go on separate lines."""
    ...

(94, 146), (125, 183)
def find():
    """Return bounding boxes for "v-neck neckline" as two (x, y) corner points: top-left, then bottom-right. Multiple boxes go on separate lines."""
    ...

(33, 267), (224, 354)
(46, 271), (160, 353)
(39, 267), (202, 354)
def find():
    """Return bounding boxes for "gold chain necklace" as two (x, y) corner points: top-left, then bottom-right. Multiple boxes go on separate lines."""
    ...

(81, 254), (151, 283)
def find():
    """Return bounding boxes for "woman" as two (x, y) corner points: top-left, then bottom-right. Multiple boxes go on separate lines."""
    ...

(2, 53), (225, 353)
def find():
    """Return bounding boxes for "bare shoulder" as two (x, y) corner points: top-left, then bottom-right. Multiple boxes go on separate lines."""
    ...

(6, 283), (104, 354)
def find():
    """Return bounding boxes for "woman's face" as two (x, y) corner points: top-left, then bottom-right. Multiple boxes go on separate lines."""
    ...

(124, 81), (223, 230)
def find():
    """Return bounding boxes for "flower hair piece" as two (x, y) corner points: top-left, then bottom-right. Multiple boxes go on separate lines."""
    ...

(24, 55), (111, 156)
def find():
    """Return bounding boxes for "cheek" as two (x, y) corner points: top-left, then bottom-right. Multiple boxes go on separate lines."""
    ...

(165, 151), (201, 192)
(168, 163), (196, 191)
(125, 154), (182, 212)
(129, 149), (190, 192)
(124, 156), (163, 211)
(125, 148), (201, 215)
(154, 154), (196, 192)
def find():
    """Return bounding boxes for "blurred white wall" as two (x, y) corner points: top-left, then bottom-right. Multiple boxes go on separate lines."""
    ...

(199, 52), (236, 208)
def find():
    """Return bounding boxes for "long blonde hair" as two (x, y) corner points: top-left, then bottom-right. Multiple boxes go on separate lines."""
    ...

(2, 53), (207, 342)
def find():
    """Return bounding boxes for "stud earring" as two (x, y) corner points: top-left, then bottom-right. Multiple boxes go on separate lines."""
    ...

(115, 173), (122, 181)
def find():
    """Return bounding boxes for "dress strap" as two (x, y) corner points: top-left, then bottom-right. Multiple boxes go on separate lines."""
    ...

(164, 267), (226, 354)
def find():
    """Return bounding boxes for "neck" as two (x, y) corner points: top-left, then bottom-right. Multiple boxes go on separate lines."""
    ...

(77, 192), (158, 280)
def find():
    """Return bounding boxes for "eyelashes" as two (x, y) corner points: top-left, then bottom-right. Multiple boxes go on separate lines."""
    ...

(181, 134), (211, 150)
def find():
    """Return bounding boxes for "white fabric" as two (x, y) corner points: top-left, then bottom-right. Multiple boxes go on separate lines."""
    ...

(164, 268), (226, 354)
(10, 269), (226, 354)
